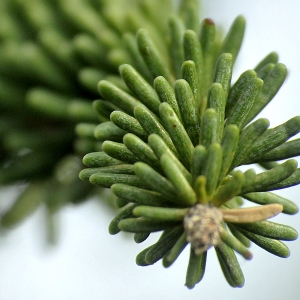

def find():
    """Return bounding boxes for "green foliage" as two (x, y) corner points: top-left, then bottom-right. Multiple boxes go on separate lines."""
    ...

(79, 1), (300, 289)
(0, 0), (182, 237)
(0, 0), (299, 291)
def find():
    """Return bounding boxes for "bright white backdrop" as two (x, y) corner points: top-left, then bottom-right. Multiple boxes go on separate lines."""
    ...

(1, 1), (300, 299)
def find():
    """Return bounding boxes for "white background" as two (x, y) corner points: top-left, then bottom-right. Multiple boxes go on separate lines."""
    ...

(1, 1), (300, 299)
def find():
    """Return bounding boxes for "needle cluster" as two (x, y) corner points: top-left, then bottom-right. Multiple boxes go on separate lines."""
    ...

(80, 2), (300, 288)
